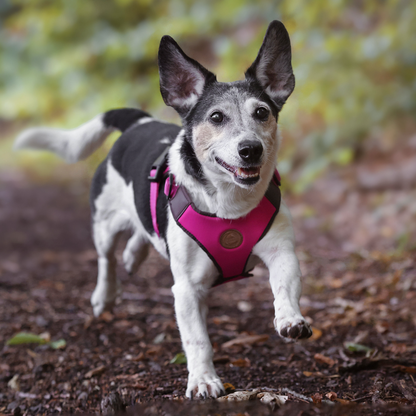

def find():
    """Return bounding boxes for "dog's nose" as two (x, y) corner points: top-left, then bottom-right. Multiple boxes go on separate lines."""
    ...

(238, 140), (263, 164)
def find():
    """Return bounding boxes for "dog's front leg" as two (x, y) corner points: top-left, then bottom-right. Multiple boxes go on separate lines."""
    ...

(267, 248), (312, 340)
(254, 202), (312, 341)
(171, 279), (224, 399)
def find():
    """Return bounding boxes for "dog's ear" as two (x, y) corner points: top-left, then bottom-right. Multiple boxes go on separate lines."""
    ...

(158, 36), (216, 118)
(245, 21), (295, 107)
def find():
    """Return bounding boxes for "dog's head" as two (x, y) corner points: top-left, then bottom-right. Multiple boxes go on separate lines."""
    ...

(158, 21), (294, 189)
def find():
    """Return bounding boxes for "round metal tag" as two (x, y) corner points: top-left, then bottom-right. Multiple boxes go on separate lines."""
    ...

(220, 229), (243, 249)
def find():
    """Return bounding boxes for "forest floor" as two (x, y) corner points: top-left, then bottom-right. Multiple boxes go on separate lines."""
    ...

(1, 141), (416, 415)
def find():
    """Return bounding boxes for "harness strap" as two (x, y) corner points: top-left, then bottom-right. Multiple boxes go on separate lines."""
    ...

(148, 147), (282, 287)
(148, 147), (169, 237)
(167, 171), (281, 286)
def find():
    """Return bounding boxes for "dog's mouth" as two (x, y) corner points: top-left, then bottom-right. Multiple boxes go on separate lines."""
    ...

(215, 157), (261, 185)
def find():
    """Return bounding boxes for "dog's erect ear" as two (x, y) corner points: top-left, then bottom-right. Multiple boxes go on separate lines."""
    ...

(158, 36), (216, 118)
(245, 21), (295, 107)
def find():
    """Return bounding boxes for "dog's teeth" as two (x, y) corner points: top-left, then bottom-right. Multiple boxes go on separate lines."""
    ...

(236, 167), (259, 179)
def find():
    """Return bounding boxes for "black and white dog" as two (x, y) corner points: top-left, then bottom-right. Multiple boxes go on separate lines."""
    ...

(15, 21), (312, 399)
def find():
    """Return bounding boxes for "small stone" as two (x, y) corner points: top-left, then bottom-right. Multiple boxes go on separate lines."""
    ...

(237, 301), (253, 312)
(77, 392), (88, 403)
(8, 374), (20, 391)
(85, 365), (106, 379)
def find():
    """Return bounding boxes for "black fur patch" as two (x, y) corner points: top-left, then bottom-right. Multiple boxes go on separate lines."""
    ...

(245, 20), (295, 108)
(107, 120), (181, 238)
(103, 108), (151, 132)
(90, 159), (107, 214)
(180, 133), (205, 184)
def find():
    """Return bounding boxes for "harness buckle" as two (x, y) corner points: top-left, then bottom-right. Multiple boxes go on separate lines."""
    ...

(148, 147), (170, 182)
(167, 172), (174, 198)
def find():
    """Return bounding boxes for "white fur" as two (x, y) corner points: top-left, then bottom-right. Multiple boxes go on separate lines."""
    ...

(14, 115), (113, 163)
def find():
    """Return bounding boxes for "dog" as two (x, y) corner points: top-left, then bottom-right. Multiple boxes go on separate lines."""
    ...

(15, 20), (312, 399)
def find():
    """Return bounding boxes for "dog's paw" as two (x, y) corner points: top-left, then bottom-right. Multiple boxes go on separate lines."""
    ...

(186, 368), (225, 399)
(275, 317), (312, 341)
(90, 281), (122, 317)
(122, 249), (137, 275)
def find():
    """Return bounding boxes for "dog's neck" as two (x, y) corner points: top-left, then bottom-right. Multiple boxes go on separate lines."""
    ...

(169, 130), (276, 219)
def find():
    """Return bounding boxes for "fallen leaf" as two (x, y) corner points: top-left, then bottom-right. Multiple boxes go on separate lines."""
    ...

(49, 339), (66, 350)
(39, 332), (51, 342)
(311, 393), (323, 403)
(325, 391), (337, 400)
(213, 355), (229, 364)
(129, 383), (147, 390)
(303, 371), (339, 378)
(335, 397), (352, 405)
(258, 392), (287, 406)
(344, 342), (372, 353)
(222, 334), (269, 349)
(387, 343), (407, 354)
(130, 352), (145, 362)
(217, 390), (259, 402)
(114, 320), (131, 329)
(223, 383), (235, 393)
(146, 345), (162, 356)
(314, 353), (335, 366)
(153, 333), (165, 344)
(6, 332), (47, 346)
(84, 316), (94, 330)
(394, 365), (416, 374)
(99, 311), (114, 322)
(26, 349), (37, 358)
(308, 327), (322, 341)
(169, 352), (187, 364)
(8, 374), (20, 391)
(230, 358), (250, 367)
(85, 365), (106, 379)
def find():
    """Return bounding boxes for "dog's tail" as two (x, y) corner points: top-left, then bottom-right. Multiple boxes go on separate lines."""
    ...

(14, 108), (151, 163)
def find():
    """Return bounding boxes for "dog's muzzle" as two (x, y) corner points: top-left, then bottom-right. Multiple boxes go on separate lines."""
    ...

(215, 157), (261, 185)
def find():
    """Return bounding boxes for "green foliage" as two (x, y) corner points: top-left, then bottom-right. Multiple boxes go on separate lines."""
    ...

(170, 352), (187, 364)
(344, 342), (372, 353)
(6, 332), (47, 345)
(1, 0), (415, 189)
(6, 332), (66, 349)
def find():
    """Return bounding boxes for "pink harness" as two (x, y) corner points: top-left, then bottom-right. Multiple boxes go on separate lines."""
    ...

(149, 149), (281, 287)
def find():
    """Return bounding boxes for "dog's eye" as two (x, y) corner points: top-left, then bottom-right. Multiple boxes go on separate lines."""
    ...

(210, 112), (224, 124)
(254, 107), (269, 120)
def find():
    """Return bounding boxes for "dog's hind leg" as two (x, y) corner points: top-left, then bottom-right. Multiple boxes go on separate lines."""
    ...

(122, 230), (150, 275)
(90, 212), (128, 317)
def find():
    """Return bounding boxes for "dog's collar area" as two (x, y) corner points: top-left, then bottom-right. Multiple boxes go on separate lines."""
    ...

(149, 147), (281, 287)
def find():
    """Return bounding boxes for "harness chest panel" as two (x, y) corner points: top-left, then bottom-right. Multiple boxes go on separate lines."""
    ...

(167, 175), (281, 287)
(148, 149), (281, 287)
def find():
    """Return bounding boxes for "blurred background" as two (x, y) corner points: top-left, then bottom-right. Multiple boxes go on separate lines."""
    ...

(0, 0), (415, 251)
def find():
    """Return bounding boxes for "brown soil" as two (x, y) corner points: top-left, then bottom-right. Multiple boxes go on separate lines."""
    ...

(1, 161), (415, 415)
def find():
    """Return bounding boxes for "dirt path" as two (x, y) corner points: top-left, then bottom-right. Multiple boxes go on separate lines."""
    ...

(1, 168), (416, 415)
